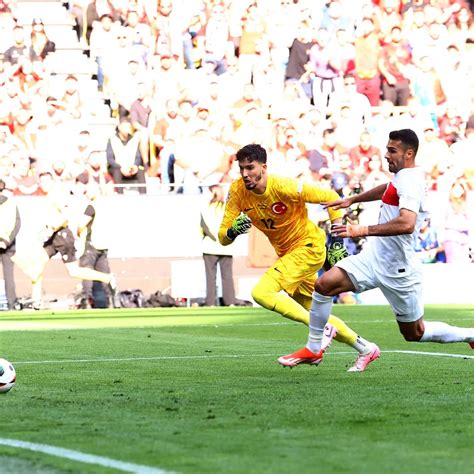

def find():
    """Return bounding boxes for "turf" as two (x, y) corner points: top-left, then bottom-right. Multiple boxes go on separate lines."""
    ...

(0, 305), (473, 474)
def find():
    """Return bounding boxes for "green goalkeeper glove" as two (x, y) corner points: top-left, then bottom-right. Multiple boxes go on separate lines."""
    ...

(326, 236), (349, 268)
(226, 213), (252, 240)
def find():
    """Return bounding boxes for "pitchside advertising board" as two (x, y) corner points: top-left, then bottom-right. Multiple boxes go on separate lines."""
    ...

(14, 194), (248, 258)
(9, 192), (474, 305)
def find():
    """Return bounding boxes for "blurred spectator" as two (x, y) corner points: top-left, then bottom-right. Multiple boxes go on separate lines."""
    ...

(377, 0), (403, 39)
(441, 178), (471, 263)
(85, 150), (115, 195)
(11, 107), (36, 156)
(440, 43), (473, 117)
(415, 215), (446, 264)
(154, 0), (184, 60)
(29, 18), (56, 61)
(202, 3), (232, 75)
(150, 97), (182, 170)
(308, 27), (344, 112)
(417, 123), (451, 190)
(0, 178), (20, 310)
(12, 150), (39, 196)
(349, 130), (383, 176)
(173, 128), (228, 194)
(84, 0), (117, 43)
(89, 13), (119, 91)
(269, 123), (307, 177)
(3, 24), (28, 65)
(130, 82), (152, 166)
(438, 104), (464, 145)
(238, 3), (267, 84)
(109, 56), (145, 118)
(106, 119), (146, 194)
(284, 21), (315, 99)
(36, 170), (54, 196)
(450, 115), (474, 189)
(410, 53), (446, 120)
(124, 8), (153, 65)
(296, 106), (329, 151)
(354, 17), (382, 106)
(60, 75), (83, 120)
(232, 82), (262, 113)
(149, 52), (182, 108)
(328, 74), (372, 126)
(307, 127), (348, 180)
(321, 0), (353, 35)
(368, 98), (399, 151)
(361, 153), (391, 191)
(200, 183), (237, 307)
(379, 25), (412, 106)
(51, 158), (75, 195)
(0, 153), (15, 190)
(76, 178), (115, 308)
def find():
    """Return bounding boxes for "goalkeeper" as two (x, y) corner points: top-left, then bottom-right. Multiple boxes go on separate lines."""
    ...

(218, 144), (379, 372)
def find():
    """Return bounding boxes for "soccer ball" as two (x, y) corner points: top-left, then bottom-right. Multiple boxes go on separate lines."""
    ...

(0, 358), (16, 393)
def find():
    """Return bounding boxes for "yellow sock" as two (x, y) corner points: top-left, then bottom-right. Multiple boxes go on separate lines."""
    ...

(253, 276), (360, 349)
(293, 292), (358, 347)
(326, 315), (358, 347)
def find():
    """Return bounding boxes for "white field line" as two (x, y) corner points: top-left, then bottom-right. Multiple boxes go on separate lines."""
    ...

(2, 318), (473, 332)
(0, 438), (170, 474)
(13, 349), (474, 366)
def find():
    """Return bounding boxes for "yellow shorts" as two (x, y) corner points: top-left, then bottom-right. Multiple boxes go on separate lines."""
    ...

(264, 244), (325, 298)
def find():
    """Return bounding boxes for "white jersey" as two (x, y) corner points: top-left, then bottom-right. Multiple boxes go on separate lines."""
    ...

(369, 167), (428, 278)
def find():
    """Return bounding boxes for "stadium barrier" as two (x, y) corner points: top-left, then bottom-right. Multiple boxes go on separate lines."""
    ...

(6, 194), (474, 306)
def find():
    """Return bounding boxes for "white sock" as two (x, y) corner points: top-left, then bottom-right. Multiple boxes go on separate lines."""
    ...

(420, 321), (474, 344)
(307, 291), (333, 353)
(353, 336), (373, 354)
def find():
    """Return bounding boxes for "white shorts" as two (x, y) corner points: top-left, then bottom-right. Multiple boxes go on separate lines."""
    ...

(336, 251), (424, 323)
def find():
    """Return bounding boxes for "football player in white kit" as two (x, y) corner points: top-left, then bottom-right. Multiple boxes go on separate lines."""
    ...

(279, 129), (474, 371)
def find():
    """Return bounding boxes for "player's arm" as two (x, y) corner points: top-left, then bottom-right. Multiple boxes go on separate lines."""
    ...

(324, 183), (388, 211)
(218, 187), (251, 246)
(299, 182), (349, 266)
(300, 182), (345, 222)
(332, 208), (417, 239)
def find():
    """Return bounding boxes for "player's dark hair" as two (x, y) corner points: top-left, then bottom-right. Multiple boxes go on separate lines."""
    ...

(236, 144), (267, 164)
(389, 129), (419, 155)
(0, 179), (5, 192)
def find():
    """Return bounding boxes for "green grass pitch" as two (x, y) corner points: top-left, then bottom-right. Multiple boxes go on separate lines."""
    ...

(1, 305), (473, 474)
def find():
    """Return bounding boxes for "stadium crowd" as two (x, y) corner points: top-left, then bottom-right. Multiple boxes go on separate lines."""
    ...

(0, 0), (473, 264)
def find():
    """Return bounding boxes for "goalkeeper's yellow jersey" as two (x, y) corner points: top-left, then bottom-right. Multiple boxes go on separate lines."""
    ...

(218, 175), (344, 257)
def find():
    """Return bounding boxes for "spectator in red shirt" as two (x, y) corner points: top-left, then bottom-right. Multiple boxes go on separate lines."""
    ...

(379, 25), (412, 106)
(354, 17), (382, 106)
(349, 130), (383, 175)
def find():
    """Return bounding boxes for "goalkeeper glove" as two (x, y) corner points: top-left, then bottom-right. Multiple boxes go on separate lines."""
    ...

(326, 235), (349, 268)
(226, 213), (252, 240)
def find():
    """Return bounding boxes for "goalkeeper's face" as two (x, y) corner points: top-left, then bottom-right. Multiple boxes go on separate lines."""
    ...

(238, 158), (267, 192)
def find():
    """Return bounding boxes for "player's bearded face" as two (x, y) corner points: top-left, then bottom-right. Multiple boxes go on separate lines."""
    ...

(239, 159), (265, 190)
(385, 139), (411, 173)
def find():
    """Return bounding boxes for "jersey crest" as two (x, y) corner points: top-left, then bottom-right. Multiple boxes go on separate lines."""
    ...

(271, 202), (288, 215)
(382, 183), (399, 206)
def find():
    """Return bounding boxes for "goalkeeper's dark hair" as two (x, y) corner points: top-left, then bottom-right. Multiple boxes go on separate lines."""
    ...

(236, 144), (267, 164)
(389, 129), (419, 155)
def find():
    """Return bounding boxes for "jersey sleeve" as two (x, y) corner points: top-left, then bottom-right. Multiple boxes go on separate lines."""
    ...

(218, 182), (241, 246)
(300, 182), (344, 221)
(397, 172), (424, 214)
